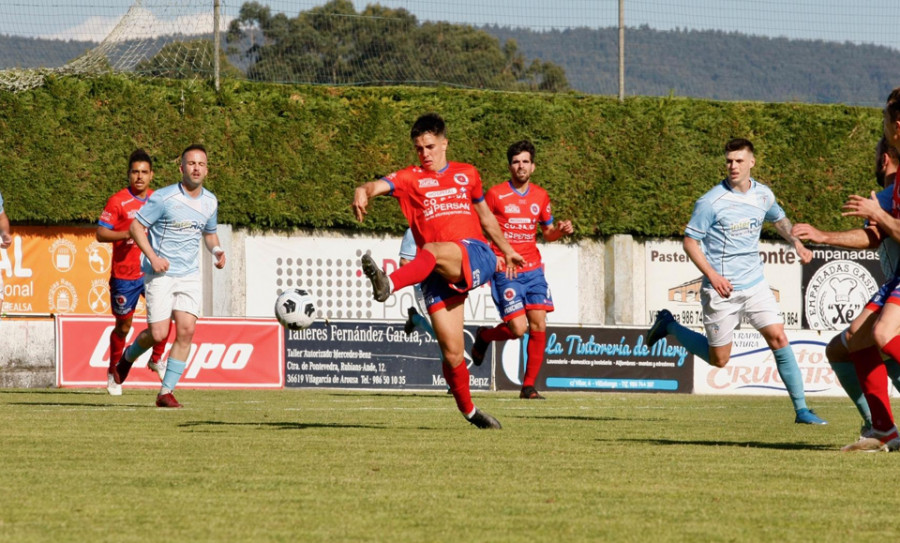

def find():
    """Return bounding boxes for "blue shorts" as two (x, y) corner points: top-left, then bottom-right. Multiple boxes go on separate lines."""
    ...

(866, 276), (900, 312)
(422, 238), (497, 312)
(110, 277), (145, 317)
(490, 267), (554, 322)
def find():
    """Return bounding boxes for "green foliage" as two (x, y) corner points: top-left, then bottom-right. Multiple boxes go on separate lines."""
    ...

(0, 74), (880, 237)
(0, 389), (896, 542)
(226, 0), (569, 92)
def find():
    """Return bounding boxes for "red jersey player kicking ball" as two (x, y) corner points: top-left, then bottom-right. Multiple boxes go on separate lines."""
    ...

(351, 113), (524, 429)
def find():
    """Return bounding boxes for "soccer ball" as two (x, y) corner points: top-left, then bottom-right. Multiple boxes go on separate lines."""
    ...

(274, 288), (317, 330)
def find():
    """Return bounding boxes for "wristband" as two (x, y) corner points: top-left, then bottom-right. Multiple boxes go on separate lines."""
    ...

(212, 246), (224, 256)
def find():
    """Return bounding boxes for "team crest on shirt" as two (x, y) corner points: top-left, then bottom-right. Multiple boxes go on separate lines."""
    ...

(530, 203), (540, 216)
(453, 174), (469, 185)
(418, 178), (439, 188)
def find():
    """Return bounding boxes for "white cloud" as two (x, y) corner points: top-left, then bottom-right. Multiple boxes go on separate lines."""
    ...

(40, 7), (233, 43)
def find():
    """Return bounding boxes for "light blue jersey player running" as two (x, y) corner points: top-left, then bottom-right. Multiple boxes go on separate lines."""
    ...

(647, 138), (826, 425)
(111, 144), (226, 408)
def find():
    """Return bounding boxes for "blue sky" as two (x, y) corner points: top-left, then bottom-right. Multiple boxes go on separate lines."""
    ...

(0, 0), (895, 51)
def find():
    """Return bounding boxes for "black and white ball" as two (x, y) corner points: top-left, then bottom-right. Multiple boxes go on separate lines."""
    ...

(274, 288), (316, 330)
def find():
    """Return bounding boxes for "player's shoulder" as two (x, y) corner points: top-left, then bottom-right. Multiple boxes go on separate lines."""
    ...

(153, 183), (182, 199)
(201, 187), (218, 203)
(447, 161), (479, 174)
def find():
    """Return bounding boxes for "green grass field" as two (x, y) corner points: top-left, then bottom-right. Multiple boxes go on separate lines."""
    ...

(1, 388), (897, 542)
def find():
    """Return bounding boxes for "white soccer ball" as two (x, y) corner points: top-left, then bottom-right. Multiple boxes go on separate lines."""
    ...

(274, 288), (317, 330)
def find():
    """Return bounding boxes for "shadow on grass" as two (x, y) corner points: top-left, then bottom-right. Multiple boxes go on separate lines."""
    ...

(610, 437), (835, 451)
(178, 420), (387, 431)
(7, 401), (156, 408)
(0, 389), (102, 395)
(516, 414), (631, 423)
(317, 391), (456, 401)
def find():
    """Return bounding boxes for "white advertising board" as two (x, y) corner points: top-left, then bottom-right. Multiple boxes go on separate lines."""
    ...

(245, 234), (579, 324)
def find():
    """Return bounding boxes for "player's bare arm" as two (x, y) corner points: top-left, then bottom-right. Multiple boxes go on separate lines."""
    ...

(773, 217), (812, 264)
(842, 191), (900, 244)
(0, 210), (11, 249)
(474, 200), (525, 275)
(352, 180), (391, 222)
(129, 218), (169, 273)
(95, 225), (131, 243)
(792, 223), (882, 249)
(541, 219), (573, 242)
(684, 236), (732, 298)
(204, 232), (226, 269)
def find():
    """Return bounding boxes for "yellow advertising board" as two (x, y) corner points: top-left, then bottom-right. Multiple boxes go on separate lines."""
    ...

(1, 226), (145, 316)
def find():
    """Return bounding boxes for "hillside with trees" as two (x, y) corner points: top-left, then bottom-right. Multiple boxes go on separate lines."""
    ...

(3, 14), (899, 105)
(484, 25), (900, 106)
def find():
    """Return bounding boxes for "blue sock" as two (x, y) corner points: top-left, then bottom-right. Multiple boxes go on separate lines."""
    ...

(773, 345), (807, 412)
(830, 360), (871, 425)
(123, 340), (151, 363)
(161, 358), (187, 392)
(412, 313), (435, 336)
(668, 321), (711, 363)
(885, 358), (900, 395)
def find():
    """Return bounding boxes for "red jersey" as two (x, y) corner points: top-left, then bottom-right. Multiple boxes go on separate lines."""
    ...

(97, 187), (151, 280)
(385, 162), (488, 247)
(484, 181), (553, 272)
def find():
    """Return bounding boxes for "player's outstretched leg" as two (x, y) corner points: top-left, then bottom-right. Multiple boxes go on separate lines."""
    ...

(443, 360), (501, 429)
(647, 309), (675, 347)
(361, 251), (391, 302)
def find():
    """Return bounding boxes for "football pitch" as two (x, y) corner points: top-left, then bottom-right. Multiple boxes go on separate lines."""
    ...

(1, 388), (897, 542)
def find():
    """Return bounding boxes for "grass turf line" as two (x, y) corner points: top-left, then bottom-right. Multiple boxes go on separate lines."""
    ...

(0, 389), (896, 542)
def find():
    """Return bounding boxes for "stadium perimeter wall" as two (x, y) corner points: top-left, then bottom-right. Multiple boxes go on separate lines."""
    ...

(1, 228), (628, 387)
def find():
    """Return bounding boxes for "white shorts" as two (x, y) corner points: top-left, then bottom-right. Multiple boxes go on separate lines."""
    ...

(701, 280), (783, 347)
(144, 273), (202, 324)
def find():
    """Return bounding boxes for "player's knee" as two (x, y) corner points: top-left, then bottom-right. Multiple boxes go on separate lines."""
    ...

(709, 356), (730, 368)
(507, 322), (527, 338)
(825, 334), (849, 363)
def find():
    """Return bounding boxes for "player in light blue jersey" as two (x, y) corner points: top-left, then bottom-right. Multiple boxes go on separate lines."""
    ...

(111, 144), (226, 408)
(0, 190), (12, 315)
(793, 137), (900, 447)
(648, 138), (826, 425)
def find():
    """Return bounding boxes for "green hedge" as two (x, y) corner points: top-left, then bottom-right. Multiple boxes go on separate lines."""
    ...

(0, 74), (882, 237)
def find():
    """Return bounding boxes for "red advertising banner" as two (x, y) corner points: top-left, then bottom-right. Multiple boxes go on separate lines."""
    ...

(1, 226), (143, 316)
(56, 315), (284, 389)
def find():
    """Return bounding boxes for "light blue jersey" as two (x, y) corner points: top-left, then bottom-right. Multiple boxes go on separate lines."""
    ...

(685, 178), (784, 291)
(399, 228), (417, 260)
(0, 190), (4, 214)
(873, 183), (900, 279)
(135, 182), (218, 277)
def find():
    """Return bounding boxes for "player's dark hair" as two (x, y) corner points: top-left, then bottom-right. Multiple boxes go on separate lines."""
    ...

(724, 138), (754, 155)
(886, 92), (900, 124)
(128, 148), (153, 171)
(876, 136), (900, 187)
(410, 113), (445, 140)
(507, 140), (536, 164)
(181, 143), (207, 160)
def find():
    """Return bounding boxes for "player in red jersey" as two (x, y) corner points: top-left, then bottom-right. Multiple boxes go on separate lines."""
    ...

(470, 140), (573, 399)
(352, 113), (524, 429)
(96, 149), (171, 396)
